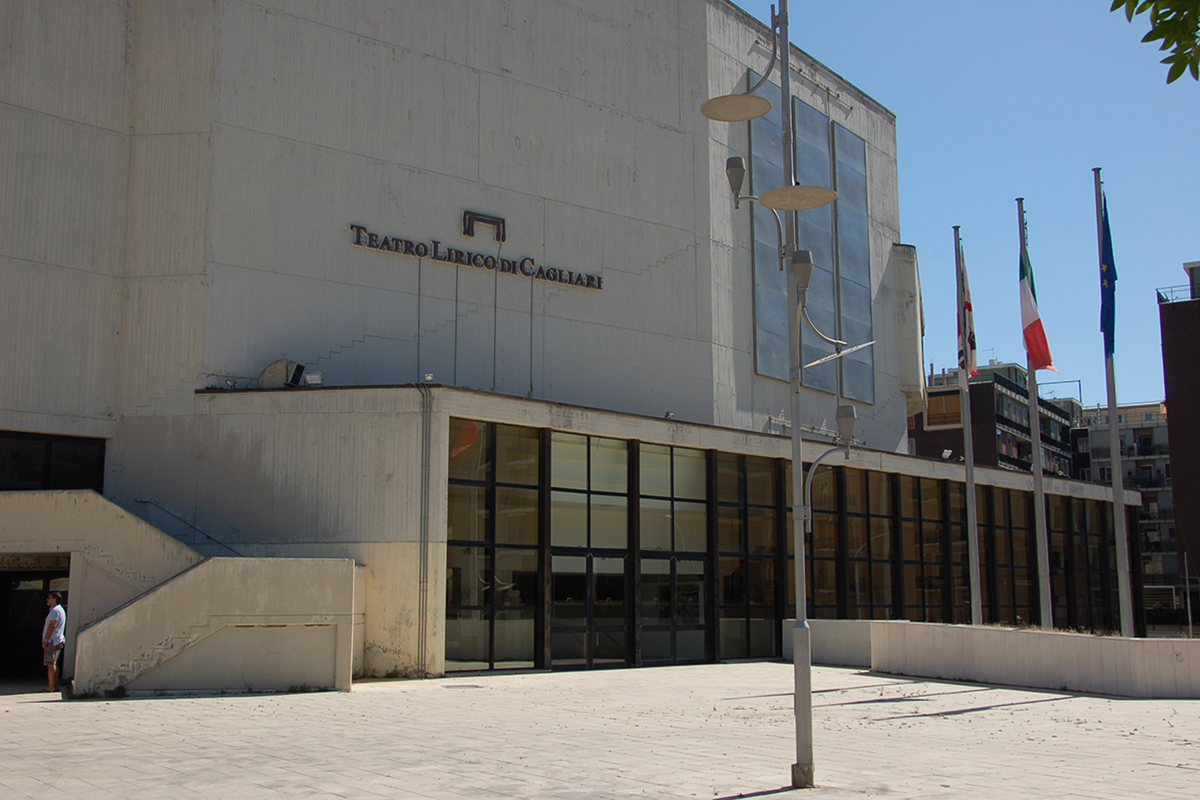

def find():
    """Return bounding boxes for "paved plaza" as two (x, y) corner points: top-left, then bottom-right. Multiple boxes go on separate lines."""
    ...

(1, 662), (1197, 799)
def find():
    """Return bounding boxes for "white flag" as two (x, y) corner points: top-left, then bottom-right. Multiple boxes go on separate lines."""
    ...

(957, 242), (977, 377)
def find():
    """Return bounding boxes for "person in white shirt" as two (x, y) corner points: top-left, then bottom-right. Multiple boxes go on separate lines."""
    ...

(42, 591), (66, 693)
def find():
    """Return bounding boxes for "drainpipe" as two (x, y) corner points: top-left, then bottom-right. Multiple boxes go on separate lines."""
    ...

(416, 383), (433, 674)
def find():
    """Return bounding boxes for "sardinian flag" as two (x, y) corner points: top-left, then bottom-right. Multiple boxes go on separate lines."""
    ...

(1019, 245), (1057, 372)
(957, 242), (977, 377)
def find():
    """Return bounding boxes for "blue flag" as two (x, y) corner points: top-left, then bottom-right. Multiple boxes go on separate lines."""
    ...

(1100, 195), (1117, 358)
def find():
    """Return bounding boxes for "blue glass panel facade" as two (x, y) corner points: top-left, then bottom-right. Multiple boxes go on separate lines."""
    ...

(747, 73), (874, 402)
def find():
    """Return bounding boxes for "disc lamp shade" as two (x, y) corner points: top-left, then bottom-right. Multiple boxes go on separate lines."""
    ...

(758, 184), (837, 211)
(700, 93), (772, 122)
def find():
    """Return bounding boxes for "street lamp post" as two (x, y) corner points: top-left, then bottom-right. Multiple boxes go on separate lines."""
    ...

(701, 2), (864, 788)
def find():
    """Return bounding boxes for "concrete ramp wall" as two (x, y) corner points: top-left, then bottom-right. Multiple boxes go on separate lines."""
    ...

(74, 557), (355, 695)
(871, 621), (1200, 699)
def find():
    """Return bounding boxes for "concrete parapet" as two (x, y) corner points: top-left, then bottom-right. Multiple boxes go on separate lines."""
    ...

(782, 619), (872, 668)
(870, 621), (1200, 699)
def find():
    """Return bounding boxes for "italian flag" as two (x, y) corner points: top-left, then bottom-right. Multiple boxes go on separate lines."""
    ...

(1019, 248), (1056, 372)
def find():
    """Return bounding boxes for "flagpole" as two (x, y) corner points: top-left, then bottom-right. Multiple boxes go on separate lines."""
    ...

(1094, 167), (1134, 637)
(1018, 198), (1054, 629)
(955, 226), (982, 625)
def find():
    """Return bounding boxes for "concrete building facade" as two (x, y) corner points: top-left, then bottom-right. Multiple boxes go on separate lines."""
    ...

(910, 361), (1074, 476)
(1, 1), (1137, 686)
(1158, 261), (1200, 616)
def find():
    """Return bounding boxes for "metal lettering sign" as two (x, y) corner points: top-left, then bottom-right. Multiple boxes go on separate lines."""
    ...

(348, 211), (604, 291)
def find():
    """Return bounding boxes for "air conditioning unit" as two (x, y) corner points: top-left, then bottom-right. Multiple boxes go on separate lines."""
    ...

(257, 358), (305, 388)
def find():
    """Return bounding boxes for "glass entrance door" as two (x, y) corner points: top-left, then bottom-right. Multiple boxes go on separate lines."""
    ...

(551, 554), (628, 668)
(639, 556), (707, 665)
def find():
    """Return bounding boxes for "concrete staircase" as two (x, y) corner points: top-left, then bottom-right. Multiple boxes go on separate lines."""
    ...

(73, 557), (356, 695)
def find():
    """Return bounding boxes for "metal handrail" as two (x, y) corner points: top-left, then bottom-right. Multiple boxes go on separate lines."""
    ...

(1156, 284), (1194, 303)
(134, 499), (246, 557)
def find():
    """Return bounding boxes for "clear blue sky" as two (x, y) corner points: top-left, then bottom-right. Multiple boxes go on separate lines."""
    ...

(737, 1), (1199, 408)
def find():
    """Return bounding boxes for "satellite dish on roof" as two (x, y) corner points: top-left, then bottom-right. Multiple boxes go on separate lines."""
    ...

(257, 358), (305, 388)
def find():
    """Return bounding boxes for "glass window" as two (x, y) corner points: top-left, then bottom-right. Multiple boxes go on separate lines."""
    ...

(495, 548), (538, 607)
(551, 433), (588, 489)
(553, 556), (587, 625)
(747, 508), (776, 554)
(446, 545), (488, 607)
(870, 517), (892, 561)
(496, 425), (538, 485)
(640, 558), (671, 623)
(749, 76), (872, 405)
(847, 516), (868, 557)
(674, 500), (707, 553)
(719, 558), (748, 605)
(590, 438), (628, 494)
(812, 514), (837, 559)
(445, 610), (489, 665)
(594, 557), (626, 620)
(718, 506), (741, 553)
(845, 469), (866, 513)
(640, 444), (672, 497)
(640, 497), (672, 551)
(551, 490), (587, 548)
(717, 453), (740, 502)
(920, 479), (943, 521)
(810, 465), (837, 512)
(495, 487), (538, 546)
(900, 476), (919, 519)
(590, 494), (627, 550)
(448, 484), (488, 542)
(448, 419), (491, 482)
(674, 448), (707, 500)
(746, 456), (776, 506)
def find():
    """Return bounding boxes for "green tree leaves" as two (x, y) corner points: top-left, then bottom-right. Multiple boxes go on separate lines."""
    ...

(1111, 0), (1200, 82)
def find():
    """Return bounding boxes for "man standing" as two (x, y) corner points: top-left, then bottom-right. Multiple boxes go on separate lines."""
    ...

(42, 591), (66, 693)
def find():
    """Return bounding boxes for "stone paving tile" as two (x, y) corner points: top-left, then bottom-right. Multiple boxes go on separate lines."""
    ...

(1, 663), (1198, 798)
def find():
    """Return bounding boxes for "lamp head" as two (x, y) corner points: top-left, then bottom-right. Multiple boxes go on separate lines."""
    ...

(835, 404), (857, 443)
(725, 156), (746, 197)
(700, 93), (772, 122)
(789, 250), (815, 293)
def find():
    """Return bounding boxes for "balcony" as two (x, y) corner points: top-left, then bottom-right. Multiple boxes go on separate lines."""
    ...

(997, 452), (1032, 471)
(1129, 475), (1168, 490)
(1138, 509), (1174, 522)
(1092, 444), (1168, 461)
(995, 413), (1031, 436)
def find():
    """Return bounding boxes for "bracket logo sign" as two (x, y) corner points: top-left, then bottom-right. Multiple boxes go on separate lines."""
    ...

(348, 211), (603, 290)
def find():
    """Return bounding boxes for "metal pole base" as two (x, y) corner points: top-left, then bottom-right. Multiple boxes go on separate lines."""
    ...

(791, 762), (814, 789)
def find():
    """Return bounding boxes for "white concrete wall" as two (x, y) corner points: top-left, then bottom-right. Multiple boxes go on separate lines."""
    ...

(74, 557), (355, 695)
(0, 490), (205, 674)
(105, 388), (448, 679)
(0, 0), (130, 439)
(782, 619), (872, 668)
(871, 621), (1200, 699)
(4, 0), (912, 450)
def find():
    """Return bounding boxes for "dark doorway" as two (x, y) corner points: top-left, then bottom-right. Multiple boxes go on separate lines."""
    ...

(0, 563), (70, 679)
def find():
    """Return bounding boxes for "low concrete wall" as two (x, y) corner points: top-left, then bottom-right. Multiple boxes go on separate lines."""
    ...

(74, 557), (355, 695)
(782, 619), (872, 668)
(871, 621), (1200, 699)
(0, 490), (204, 675)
